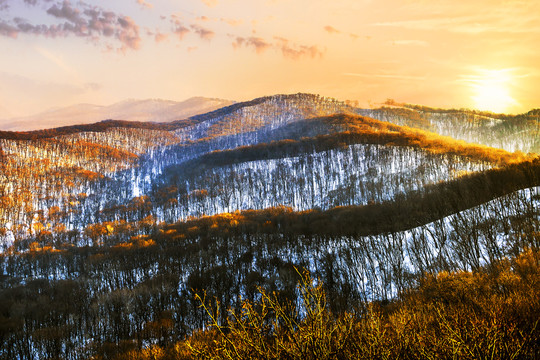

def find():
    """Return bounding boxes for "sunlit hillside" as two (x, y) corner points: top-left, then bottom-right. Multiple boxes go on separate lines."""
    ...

(0, 94), (539, 359)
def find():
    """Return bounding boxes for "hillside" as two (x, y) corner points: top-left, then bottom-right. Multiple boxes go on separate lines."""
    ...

(2, 105), (534, 250)
(0, 93), (539, 359)
(360, 105), (540, 153)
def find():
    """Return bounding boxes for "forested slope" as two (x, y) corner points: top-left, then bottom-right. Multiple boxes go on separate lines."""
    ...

(0, 93), (539, 359)
(2, 108), (532, 249)
(1, 160), (538, 359)
(360, 105), (540, 153)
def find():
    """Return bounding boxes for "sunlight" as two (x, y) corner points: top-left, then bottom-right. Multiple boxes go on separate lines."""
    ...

(466, 69), (518, 113)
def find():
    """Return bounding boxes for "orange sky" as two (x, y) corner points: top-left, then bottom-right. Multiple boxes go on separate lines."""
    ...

(0, 0), (539, 119)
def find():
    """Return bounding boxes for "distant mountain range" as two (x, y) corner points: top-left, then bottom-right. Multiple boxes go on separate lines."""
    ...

(0, 96), (235, 131)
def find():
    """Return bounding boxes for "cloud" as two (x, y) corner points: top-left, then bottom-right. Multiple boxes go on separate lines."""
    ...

(23, 0), (54, 5)
(145, 28), (168, 43)
(249, 38), (270, 53)
(0, 0), (9, 11)
(137, 0), (153, 9)
(0, 22), (18, 38)
(0, 1), (142, 51)
(281, 44), (324, 59)
(324, 25), (340, 34)
(274, 37), (324, 59)
(170, 16), (190, 40)
(117, 16), (141, 50)
(154, 31), (168, 43)
(193, 15), (242, 27)
(233, 36), (270, 53)
(324, 25), (363, 41)
(190, 24), (214, 40)
(201, 0), (218, 7)
(232, 35), (323, 59)
(46, 1), (83, 24)
(231, 36), (243, 49)
(221, 18), (243, 27)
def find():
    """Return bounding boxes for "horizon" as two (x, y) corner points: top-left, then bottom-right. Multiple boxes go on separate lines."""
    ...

(0, 95), (233, 120)
(1, 0), (540, 122)
(2, 91), (540, 124)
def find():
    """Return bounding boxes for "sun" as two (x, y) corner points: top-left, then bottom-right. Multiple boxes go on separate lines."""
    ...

(467, 69), (518, 114)
(472, 83), (514, 113)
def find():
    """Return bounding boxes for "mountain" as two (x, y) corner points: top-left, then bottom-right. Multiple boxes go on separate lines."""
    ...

(0, 96), (235, 131)
(102, 97), (236, 123)
(0, 92), (537, 253)
(0, 93), (539, 359)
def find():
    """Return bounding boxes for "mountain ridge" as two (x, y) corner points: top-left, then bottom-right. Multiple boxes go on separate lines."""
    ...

(0, 96), (235, 131)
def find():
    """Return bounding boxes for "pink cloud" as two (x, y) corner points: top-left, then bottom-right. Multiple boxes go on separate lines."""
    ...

(0, 1), (142, 51)
(191, 24), (215, 40)
(0, 22), (18, 38)
(117, 16), (141, 51)
(233, 36), (271, 53)
(171, 17), (190, 40)
(324, 25), (341, 34)
(154, 31), (168, 43)
(221, 18), (243, 27)
(201, 0), (218, 7)
(275, 37), (324, 59)
(232, 35), (322, 59)
(137, 0), (153, 9)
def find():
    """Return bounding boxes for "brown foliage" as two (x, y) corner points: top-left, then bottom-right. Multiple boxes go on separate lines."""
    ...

(185, 114), (535, 174)
(114, 249), (540, 359)
(0, 119), (184, 141)
(158, 158), (539, 240)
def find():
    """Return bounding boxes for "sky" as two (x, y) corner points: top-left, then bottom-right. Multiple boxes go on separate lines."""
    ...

(1, 0), (539, 119)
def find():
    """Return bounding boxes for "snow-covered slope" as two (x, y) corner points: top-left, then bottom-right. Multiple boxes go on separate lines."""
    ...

(156, 144), (490, 222)
(0, 93), (536, 252)
(360, 107), (540, 153)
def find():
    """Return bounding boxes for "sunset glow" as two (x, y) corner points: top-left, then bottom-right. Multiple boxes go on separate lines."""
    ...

(468, 69), (518, 113)
(1, 0), (539, 121)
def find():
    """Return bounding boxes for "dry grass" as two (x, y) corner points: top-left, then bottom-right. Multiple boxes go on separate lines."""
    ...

(111, 248), (540, 360)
